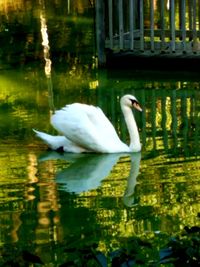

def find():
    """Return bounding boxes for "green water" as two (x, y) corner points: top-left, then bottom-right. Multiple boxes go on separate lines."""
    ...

(0, 1), (200, 266)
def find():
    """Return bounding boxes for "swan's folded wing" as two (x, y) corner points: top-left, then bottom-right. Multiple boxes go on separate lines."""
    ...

(51, 103), (124, 153)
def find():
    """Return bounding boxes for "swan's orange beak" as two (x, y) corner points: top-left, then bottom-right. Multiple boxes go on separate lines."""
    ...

(133, 101), (142, 112)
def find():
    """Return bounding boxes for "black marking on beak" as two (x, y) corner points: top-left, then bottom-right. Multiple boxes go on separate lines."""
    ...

(130, 99), (139, 105)
(130, 98), (142, 112)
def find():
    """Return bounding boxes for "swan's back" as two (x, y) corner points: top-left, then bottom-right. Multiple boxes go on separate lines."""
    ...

(51, 103), (129, 153)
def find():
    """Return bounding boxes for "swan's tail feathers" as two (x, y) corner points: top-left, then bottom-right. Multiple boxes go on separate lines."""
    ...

(33, 129), (67, 151)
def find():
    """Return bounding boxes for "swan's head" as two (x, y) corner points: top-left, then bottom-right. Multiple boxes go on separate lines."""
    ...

(120, 95), (142, 112)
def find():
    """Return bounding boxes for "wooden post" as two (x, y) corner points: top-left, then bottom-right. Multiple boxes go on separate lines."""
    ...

(160, 0), (165, 51)
(150, 0), (154, 52)
(108, 0), (113, 49)
(170, 0), (176, 52)
(119, 0), (124, 50)
(139, 0), (144, 51)
(129, 0), (134, 50)
(181, 0), (186, 52)
(188, 0), (192, 39)
(96, 0), (106, 66)
(192, 0), (197, 52)
(198, 0), (200, 31)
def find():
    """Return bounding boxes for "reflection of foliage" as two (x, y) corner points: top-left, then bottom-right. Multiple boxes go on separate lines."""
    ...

(160, 226), (200, 266)
(1, 247), (44, 266)
(109, 226), (200, 266)
(62, 242), (107, 267)
(1, 226), (199, 266)
(110, 237), (154, 266)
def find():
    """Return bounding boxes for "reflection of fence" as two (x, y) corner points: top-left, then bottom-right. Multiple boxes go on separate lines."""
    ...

(96, 0), (200, 65)
(139, 89), (199, 154)
(99, 87), (200, 155)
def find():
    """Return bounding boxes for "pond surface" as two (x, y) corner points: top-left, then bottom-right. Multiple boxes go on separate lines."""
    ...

(0, 1), (200, 266)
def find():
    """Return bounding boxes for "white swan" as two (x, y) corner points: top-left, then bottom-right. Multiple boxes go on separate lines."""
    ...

(33, 94), (142, 153)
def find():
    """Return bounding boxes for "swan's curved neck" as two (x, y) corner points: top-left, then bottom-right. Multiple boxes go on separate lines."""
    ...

(121, 105), (141, 152)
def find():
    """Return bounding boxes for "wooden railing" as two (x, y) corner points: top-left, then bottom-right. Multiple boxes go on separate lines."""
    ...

(96, 0), (200, 65)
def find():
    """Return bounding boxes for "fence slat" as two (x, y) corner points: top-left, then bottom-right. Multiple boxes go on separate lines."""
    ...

(188, 0), (193, 33)
(170, 0), (176, 52)
(129, 0), (134, 50)
(181, 0), (186, 52)
(193, 0), (198, 52)
(96, 0), (105, 66)
(139, 0), (144, 51)
(160, 0), (165, 51)
(150, 0), (154, 52)
(119, 0), (124, 50)
(108, 0), (113, 49)
(198, 0), (200, 31)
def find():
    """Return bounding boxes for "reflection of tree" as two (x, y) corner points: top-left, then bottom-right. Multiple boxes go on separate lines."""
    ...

(0, 0), (95, 67)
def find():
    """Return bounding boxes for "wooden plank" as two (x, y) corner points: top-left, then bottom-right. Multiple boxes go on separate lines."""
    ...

(188, 0), (193, 35)
(139, 0), (144, 51)
(181, 0), (186, 52)
(129, 0), (134, 50)
(150, 0), (154, 52)
(170, 0), (176, 52)
(108, 0), (113, 49)
(160, 0), (165, 51)
(198, 0), (200, 31)
(119, 0), (124, 50)
(192, 0), (198, 52)
(144, 29), (200, 38)
(106, 37), (200, 54)
(95, 0), (105, 66)
(193, 0), (197, 38)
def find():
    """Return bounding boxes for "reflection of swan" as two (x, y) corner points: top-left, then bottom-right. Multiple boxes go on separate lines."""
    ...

(38, 152), (141, 196)
(123, 153), (141, 207)
(34, 95), (142, 153)
(39, 152), (122, 193)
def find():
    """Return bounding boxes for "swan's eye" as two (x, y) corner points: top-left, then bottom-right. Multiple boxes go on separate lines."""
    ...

(129, 98), (142, 112)
(130, 99), (138, 106)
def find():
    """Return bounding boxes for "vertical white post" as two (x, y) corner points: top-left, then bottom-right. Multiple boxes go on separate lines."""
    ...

(119, 0), (124, 50)
(150, 0), (154, 52)
(188, 0), (192, 39)
(198, 0), (200, 32)
(181, 0), (186, 52)
(170, 0), (176, 52)
(192, 0), (197, 52)
(109, 0), (113, 49)
(96, 0), (106, 66)
(160, 0), (165, 51)
(129, 0), (134, 50)
(139, 0), (144, 51)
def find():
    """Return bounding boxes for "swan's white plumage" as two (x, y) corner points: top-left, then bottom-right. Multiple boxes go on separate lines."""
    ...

(51, 103), (129, 153)
(34, 95), (142, 153)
